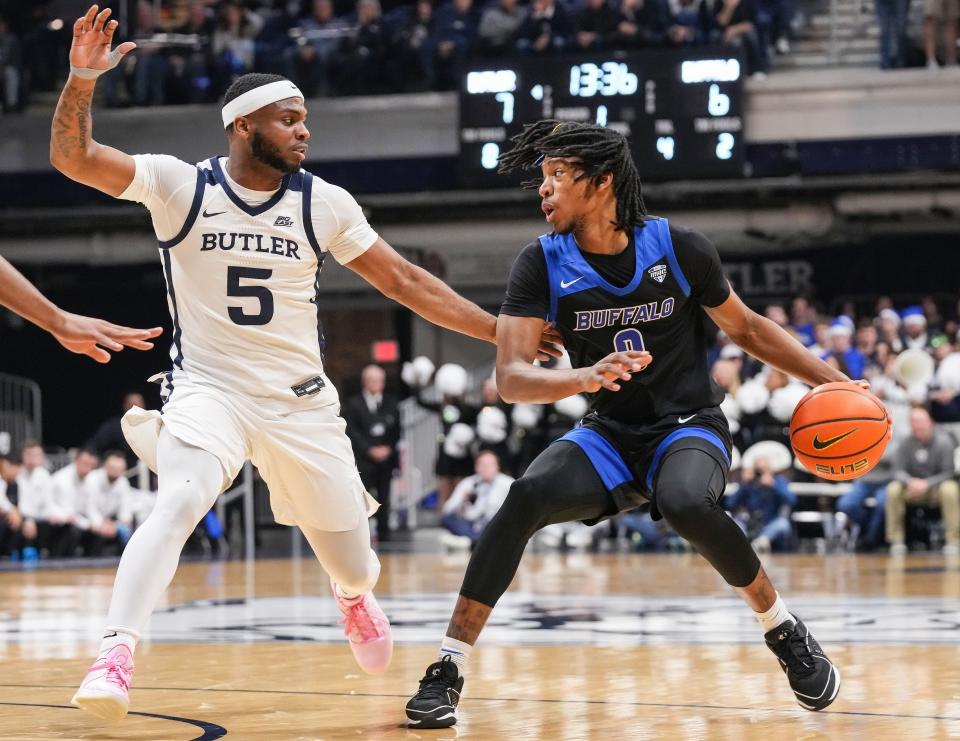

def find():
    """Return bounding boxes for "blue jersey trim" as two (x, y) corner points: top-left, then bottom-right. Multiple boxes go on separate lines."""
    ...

(209, 157), (292, 216)
(645, 427), (729, 490)
(158, 168), (205, 250)
(657, 218), (691, 298)
(300, 171), (324, 256)
(554, 427), (633, 491)
(161, 250), (185, 374)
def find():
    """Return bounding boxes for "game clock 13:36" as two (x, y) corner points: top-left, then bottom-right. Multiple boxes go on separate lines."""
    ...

(458, 49), (745, 188)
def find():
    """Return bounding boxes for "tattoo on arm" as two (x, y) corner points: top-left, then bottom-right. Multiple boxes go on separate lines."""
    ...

(446, 597), (493, 644)
(51, 82), (94, 163)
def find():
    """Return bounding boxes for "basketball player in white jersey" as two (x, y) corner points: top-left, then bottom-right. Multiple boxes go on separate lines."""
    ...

(51, 5), (560, 722)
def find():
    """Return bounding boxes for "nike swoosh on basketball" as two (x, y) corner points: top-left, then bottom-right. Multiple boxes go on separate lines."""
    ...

(560, 276), (584, 289)
(678, 414), (695, 423)
(202, 209), (227, 217)
(812, 428), (858, 450)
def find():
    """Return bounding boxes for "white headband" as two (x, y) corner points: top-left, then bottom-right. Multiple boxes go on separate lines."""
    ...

(221, 80), (305, 129)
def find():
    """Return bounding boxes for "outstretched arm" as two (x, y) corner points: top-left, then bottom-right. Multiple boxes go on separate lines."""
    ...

(705, 287), (849, 386)
(0, 257), (162, 363)
(347, 238), (563, 358)
(49, 5), (137, 196)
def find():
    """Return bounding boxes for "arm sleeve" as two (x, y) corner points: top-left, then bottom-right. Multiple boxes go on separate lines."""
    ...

(499, 241), (551, 319)
(670, 225), (731, 308)
(312, 183), (379, 265)
(116, 154), (202, 242)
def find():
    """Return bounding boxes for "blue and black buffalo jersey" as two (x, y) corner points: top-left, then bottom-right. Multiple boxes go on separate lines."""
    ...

(500, 217), (730, 425)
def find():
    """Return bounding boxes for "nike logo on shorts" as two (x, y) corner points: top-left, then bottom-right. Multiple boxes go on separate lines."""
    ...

(678, 414), (695, 423)
(560, 276), (584, 289)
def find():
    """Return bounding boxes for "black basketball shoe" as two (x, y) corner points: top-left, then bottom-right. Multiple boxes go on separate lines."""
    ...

(765, 617), (840, 711)
(405, 655), (464, 728)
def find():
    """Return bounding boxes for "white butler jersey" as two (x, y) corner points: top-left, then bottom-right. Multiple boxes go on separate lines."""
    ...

(119, 155), (378, 403)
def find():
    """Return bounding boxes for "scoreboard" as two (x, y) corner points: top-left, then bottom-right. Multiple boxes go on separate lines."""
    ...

(458, 48), (745, 187)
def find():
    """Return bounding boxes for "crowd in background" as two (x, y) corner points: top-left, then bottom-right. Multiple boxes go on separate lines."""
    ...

(0, 0), (801, 113)
(3, 291), (960, 563)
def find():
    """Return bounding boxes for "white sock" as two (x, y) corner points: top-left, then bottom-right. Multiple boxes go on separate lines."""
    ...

(754, 594), (794, 634)
(439, 637), (472, 674)
(98, 626), (139, 657)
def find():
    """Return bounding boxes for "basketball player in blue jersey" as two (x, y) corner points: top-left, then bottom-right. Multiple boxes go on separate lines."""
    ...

(50, 6), (560, 723)
(406, 121), (859, 727)
(0, 256), (162, 362)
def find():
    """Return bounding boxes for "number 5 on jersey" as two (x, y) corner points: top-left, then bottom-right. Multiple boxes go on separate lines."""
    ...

(613, 328), (645, 352)
(227, 266), (274, 326)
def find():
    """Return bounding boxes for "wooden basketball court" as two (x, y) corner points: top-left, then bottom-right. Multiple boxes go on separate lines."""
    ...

(0, 552), (956, 739)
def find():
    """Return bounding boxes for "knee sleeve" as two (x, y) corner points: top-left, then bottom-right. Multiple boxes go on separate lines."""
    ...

(655, 446), (760, 588)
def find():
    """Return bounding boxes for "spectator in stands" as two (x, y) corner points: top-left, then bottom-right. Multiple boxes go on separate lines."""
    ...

(710, 0), (769, 77)
(45, 448), (99, 558)
(856, 323), (879, 365)
(789, 296), (817, 347)
(131, 0), (169, 106)
(515, 0), (573, 54)
(343, 364), (401, 542)
(440, 450), (512, 549)
(617, 510), (674, 550)
(256, 0), (302, 77)
(822, 319), (865, 379)
(84, 451), (134, 556)
(609, 0), (667, 48)
(726, 454), (796, 552)
(338, 0), (388, 94)
(574, 0), (622, 51)
(759, 0), (795, 54)
(924, 0), (958, 70)
(212, 0), (266, 94)
(765, 303), (789, 328)
(902, 306), (929, 350)
(870, 351), (912, 440)
(476, 0), (524, 56)
(922, 295), (945, 333)
(16, 439), (52, 559)
(428, 0), (478, 90)
(290, 0), (350, 95)
(877, 308), (904, 352)
(391, 0), (436, 90)
(0, 453), (23, 558)
(0, 14), (21, 112)
(86, 392), (145, 468)
(875, 0), (909, 68)
(666, 0), (710, 46)
(168, 1), (216, 104)
(836, 448), (892, 551)
(885, 406), (959, 555)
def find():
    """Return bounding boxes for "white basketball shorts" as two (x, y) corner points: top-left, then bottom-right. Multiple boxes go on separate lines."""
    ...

(122, 370), (378, 532)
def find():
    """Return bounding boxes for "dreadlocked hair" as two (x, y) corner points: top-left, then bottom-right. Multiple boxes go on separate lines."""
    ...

(498, 120), (647, 232)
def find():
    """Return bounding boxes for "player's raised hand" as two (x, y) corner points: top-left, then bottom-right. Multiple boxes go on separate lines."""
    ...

(579, 350), (651, 393)
(70, 5), (136, 72)
(51, 311), (163, 364)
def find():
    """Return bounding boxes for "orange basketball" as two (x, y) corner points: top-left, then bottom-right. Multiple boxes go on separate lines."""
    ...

(789, 382), (892, 481)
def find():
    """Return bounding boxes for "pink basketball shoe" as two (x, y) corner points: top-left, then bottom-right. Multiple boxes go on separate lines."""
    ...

(332, 581), (393, 674)
(71, 643), (134, 721)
